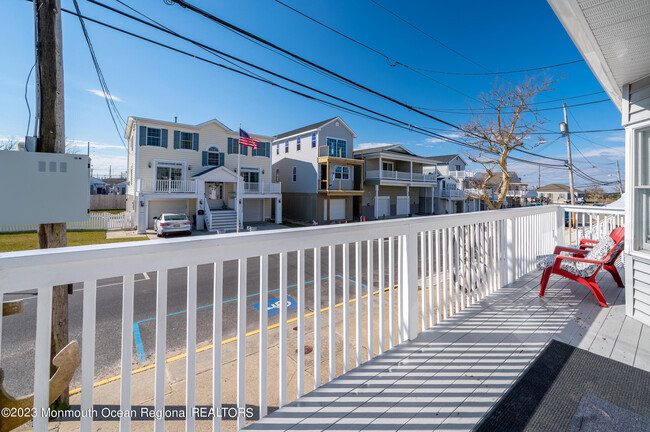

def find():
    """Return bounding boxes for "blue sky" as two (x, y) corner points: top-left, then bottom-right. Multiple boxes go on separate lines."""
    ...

(0, 0), (624, 189)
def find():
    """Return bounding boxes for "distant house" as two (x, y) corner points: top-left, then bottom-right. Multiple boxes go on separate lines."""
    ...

(536, 183), (585, 204)
(272, 117), (364, 223)
(90, 177), (108, 195)
(423, 154), (483, 214)
(353, 144), (437, 219)
(475, 172), (534, 208)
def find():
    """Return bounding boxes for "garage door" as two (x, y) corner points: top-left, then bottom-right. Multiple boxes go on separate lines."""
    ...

(396, 196), (409, 216)
(243, 199), (264, 223)
(325, 199), (346, 220)
(148, 199), (189, 228)
(376, 196), (390, 218)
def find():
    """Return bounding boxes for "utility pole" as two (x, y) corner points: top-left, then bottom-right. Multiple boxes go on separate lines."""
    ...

(34, 0), (70, 408)
(561, 101), (576, 205)
(616, 160), (624, 195)
(538, 166), (541, 189)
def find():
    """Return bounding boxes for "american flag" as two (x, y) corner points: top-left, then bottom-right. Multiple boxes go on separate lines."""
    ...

(239, 128), (258, 149)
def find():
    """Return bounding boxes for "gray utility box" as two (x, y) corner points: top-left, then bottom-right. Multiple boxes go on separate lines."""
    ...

(0, 152), (90, 225)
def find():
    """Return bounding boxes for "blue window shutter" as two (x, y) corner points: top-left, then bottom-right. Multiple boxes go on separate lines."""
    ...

(202, 151), (208, 166)
(139, 126), (147, 146)
(251, 145), (257, 157)
(265, 142), (270, 157)
(159, 129), (167, 147)
(242, 143), (248, 156)
(173, 130), (180, 149)
(193, 133), (199, 151)
(227, 138), (233, 154)
(218, 152), (224, 167)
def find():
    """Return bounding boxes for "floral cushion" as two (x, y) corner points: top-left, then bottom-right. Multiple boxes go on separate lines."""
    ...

(560, 236), (615, 279)
(605, 240), (624, 265)
(536, 254), (556, 270)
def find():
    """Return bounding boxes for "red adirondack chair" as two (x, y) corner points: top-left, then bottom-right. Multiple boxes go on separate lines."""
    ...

(538, 227), (624, 307)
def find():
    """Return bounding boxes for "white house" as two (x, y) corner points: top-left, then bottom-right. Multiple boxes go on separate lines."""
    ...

(548, 0), (650, 326)
(124, 117), (282, 233)
(423, 154), (482, 214)
(353, 144), (437, 219)
(536, 183), (585, 204)
(272, 117), (364, 223)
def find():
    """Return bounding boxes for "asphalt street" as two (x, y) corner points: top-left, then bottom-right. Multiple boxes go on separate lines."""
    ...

(2, 239), (416, 396)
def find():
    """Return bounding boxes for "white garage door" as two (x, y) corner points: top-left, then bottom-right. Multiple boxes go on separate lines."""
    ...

(396, 196), (409, 216)
(325, 199), (346, 220)
(243, 199), (264, 223)
(376, 196), (390, 218)
(148, 199), (189, 228)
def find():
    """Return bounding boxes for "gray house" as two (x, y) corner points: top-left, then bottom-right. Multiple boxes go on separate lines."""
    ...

(272, 117), (364, 223)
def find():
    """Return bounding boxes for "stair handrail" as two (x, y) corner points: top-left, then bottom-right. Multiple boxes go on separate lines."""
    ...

(204, 200), (212, 231)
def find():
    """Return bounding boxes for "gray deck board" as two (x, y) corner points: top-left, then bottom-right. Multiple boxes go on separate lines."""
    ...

(246, 267), (650, 432)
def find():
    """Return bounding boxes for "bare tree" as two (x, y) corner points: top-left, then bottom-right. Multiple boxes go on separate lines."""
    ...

(0, 136), (18, 151)
(460, 76), (556, 210)
(586, 185), (606, 202)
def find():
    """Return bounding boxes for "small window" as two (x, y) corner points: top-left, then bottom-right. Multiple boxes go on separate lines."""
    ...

(207, 146), (220, 166)
(297, 137), (301, 151)
(285, 140), (289, 153)
(180, 132), (193, 150)
(276, 142), (279, 155)
(334, 166), (349, 180)
(311, 133), (316, 148)
(147, 128), (161, 146)
(275, 168), (280, 182)
(382, 161), (394, 171)
(292, 166), (297, 182)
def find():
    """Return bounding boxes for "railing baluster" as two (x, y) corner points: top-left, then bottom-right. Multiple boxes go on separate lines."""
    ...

(355, 241), (362, 365)
(328, 245), (335, 381)
(343, 243), (350, 369)
(154, 271), (167, 432)
(81, 280), (97, 431)
(33, 286), (53, 431)
(187, 265), (198, 430)
(388, 236), (395, 350)
(259, 256), (268, 419)
(427, 230), (434, 327)
(466, 225), (473, 306)
(435, 230), (442, 323)
(377, 239), (384, 355)
(420, 232), (426, 331)
(367, 239), (374, 360)
(397, 235), (403, 344)
(213, 262), (223, 431)
(313, 247), (321, 389)
(279, 252), (287, 407)
(297, 250), (305, 397)
(119, 275), (135, 431)
(453, 226), (460, 314)
(442, 228), (448, 319)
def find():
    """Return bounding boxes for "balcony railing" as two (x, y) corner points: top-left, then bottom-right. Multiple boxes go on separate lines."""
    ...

(241, 182), (281, 194)
(449, 170), (477, 179)
(318, 145), (348, 158)
(0, 205), (623, 431)
(138, 178), (196, 193)
(439, 188), (466, 199)
(366, 170), (437, 184)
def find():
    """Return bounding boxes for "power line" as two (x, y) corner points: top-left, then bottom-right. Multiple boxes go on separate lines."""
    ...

(414, 98), (613, 114)
(401, 59), (585, 76)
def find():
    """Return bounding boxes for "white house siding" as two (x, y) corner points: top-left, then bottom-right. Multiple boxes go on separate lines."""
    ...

(272, 132), (320, 194)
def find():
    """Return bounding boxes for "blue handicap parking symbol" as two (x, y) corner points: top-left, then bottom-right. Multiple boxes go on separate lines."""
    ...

(253, 296), (297, 317)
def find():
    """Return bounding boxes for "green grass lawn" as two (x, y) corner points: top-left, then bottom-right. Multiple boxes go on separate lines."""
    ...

(90, 210), (125, 215)
(0, 230), (146, 253)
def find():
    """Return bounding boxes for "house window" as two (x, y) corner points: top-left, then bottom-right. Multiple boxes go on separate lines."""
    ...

(297, 137), (301, 151)
(285, 140), (289, 153)
(334, 166), (350, 180)
(382, 161), (394, 171)
(179, 132), (193, 150)
(241, 168), (260, 183)
(292, 166), (297, 182)
(276, 142), (280, 155)
(635, 127), (650, 251)
(147, 128), (162, 147)
(275, 168), (280, 182)
(207, 146), (220, 166)
(312, 133), (316, 148)
(326, 138), (347, 157)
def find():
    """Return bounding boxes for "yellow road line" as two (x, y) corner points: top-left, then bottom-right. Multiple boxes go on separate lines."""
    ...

(69, 284), (396, 395)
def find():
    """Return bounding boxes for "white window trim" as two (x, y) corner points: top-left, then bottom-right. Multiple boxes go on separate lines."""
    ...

(145, 127), (163, 147)
(206, 145), (221, 166)
(631, 124), (650, 252)
(326, 136), (347, 158)
(382, 161), (394, 172)
(334, 165), (350, 180)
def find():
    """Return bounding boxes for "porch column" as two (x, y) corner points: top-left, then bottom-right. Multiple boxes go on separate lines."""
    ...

(406, 185), (410, 216)
(431, 186), (435, 214)
(374, 185), (379, 219)
(275, 197), (282, 224)
(410, 161), (413, 181)
(137, 195), (147, 234)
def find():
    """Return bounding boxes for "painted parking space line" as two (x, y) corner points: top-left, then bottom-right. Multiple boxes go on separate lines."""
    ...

(133, 274), (368, 363)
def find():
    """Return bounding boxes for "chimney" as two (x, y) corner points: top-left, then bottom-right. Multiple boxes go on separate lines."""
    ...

(174, 116), (178, 123)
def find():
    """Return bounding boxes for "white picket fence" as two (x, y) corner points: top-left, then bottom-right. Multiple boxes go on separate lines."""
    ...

(0, 212), (131, 233)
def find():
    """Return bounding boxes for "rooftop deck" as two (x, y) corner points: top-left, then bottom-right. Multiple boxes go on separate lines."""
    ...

(247, 268), (649, 431)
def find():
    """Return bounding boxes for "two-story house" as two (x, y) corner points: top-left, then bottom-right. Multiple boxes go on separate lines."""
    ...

(475, 171), (534, 208)
(353, 144), (437, 219)
(124, 117), (282, 234)
(422, 154), (477, 214)
(271, 117), (364, 223)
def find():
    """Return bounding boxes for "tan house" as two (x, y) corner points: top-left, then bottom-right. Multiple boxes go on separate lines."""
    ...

(124, 117), (282, 233)
(536, 183), (585, 204)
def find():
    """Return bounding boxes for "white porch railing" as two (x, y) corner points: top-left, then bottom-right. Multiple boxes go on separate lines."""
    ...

(449, 170), (477, 179)
(439, 188), (466, 199)
(138, 178), (197, 193)
(241, 182), (282, 194)
(0, 205), (624, 431)
(563, 205), (625, 246)
(366, 170), (437, 184)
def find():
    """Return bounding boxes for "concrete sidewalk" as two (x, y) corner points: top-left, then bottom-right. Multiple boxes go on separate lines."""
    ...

(25, 284), (410, 431)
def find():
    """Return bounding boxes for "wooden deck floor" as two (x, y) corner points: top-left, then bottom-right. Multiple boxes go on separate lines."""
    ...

(246, 267), (650, 431)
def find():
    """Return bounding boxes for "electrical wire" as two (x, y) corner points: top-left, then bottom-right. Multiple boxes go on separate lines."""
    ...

(71, 0), (126, 149)
(24, 63), (35, 137)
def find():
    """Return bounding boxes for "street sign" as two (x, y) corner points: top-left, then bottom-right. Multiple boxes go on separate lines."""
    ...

(252, 296), (297, 317)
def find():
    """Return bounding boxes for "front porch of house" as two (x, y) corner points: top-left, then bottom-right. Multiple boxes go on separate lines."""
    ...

(246, 267), (649, 431)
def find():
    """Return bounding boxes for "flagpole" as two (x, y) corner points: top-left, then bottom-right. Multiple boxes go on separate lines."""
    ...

(237, 124), (241, 233)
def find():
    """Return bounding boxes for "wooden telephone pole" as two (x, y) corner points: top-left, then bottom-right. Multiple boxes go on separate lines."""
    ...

(34, 0), (70, 407)
(562, 102), (576, 205)
(616, 160), (624, 195)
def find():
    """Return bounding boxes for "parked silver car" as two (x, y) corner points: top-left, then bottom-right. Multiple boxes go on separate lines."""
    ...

(154, 213), (192, 237)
